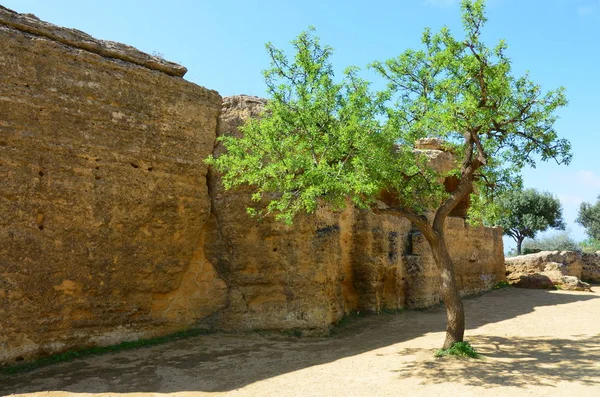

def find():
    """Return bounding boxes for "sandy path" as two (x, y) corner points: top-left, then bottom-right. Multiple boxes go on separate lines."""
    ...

(2, 286), (599, 396)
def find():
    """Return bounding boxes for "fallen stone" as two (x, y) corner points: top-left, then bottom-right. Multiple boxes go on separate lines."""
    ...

(505, 251), (582, 278)
(506, 251), (592, 291)
(507, 272), (555, 289)
(540, 271), (592, 291)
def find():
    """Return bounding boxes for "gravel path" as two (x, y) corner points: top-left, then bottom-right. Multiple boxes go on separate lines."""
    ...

(2, 286), (599, 396)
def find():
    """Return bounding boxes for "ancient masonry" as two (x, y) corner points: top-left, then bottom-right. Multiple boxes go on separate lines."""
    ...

(0, 7), (505, 364)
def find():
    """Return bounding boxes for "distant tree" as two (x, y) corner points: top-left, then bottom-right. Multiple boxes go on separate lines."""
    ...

(522, 230), (579, 253)
(495, 189), (566, 255)
(208, 0), (571, 350)
(579, 238), (600, 253)
(577, 196), (600, 240)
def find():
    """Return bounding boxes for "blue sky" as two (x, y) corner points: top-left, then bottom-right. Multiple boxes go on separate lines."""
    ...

(5, 0), (599, 249)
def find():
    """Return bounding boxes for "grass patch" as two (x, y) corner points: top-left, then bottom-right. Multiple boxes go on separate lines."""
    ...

(0, 328), (212, 376)
(329, 310), (368, 334)
(492, 280), (511, 290)
(435, 341), (481, 359)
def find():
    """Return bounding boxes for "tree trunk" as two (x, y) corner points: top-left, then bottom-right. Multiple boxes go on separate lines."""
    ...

(429, 234), (465, 349)
(516, 237), (524, 256)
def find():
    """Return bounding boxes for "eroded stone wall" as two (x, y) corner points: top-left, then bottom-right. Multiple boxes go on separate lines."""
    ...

(208, 96), (505, 328)
(0, 8), (226, 363)
(205, 96), (352, 331)
(407, 217), (505, 308)
(582, 252), (600, 283)
(1, 8), (505, 365)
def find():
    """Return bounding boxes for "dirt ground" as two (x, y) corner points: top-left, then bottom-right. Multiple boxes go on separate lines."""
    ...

(2, 286), (600, 397)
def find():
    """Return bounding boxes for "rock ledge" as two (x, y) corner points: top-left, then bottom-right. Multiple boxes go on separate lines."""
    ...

(0, 6), (187, 77)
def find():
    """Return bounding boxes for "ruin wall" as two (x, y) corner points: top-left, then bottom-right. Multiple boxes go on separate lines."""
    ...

(0, 8), (226, 363)
(0, 8), (504, 364)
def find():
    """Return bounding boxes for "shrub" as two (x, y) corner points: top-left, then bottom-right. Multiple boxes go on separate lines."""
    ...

(522, 231), (581, 253)
(435, 341), (481, 359)
(579, 239), (600, 253)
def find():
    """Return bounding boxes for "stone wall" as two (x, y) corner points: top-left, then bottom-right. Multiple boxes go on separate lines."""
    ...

(0, 8), (505, 365)
(207, 96), (505, 330)
(0, 8), (226, 363)
(505, 251), (592, 291)
(582, 252), (600, 283)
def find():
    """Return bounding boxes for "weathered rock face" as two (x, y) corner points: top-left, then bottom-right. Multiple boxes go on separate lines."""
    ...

(205, 96), (353, 331)
(0, 8), (226, 363)
(348, 210), (411, 313)
(582, 252), (600, 283)
(209, 96), (506, 325)
(505, 251), (591, 291)
(414, 138), (457, 174)
(406, 217), (505, 307)
(505, 251), (583, 278)
(0, 6), (186, 77)
(0, 8), (507, 365)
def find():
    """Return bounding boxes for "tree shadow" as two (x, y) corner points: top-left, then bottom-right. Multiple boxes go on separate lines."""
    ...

(1, 288), (598, 395)
(394, 334), (600, 388)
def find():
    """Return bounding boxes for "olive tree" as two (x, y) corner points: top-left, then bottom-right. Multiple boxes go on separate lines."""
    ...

(208, 0), (571, 349)
(495, 189), (566, 255)
(577, 196), (600, 241)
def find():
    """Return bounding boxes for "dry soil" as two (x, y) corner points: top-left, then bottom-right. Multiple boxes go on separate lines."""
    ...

(2, 286), (599, 396)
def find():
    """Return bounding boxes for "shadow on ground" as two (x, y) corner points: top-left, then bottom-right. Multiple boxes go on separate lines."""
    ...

(394, 334), (600, 388)
(1, 288), (598, 395)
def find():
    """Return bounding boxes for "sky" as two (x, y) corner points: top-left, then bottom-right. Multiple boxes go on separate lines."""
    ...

(4, 0), (600, 250)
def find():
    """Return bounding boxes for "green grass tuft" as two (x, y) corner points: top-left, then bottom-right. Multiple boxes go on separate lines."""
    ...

(0, 328), (212, 376)
(492, 280), (511, 290)
(435, 341), (481, 359)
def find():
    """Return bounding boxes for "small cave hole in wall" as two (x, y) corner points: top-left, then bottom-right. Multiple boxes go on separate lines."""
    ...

(38, 170), (44, 177)
(388, 231), (398, 262)
(130, 163), (139, 169)
(147, 167), (153, 172)
(38, 225), (44, 231)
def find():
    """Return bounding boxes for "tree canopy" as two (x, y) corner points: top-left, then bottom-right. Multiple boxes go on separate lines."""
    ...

(208, 0), (571, 350)
(494, 188), (565, 255)
(577, 196), (600, 241)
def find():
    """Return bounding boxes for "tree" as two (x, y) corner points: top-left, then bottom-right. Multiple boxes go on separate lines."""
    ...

(577, 196), (600, 240)
(579, 238), (600, 253)
(208, 0), (571, 350)
(495, 189), (565, 255)
(522, 230), (579, 254)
